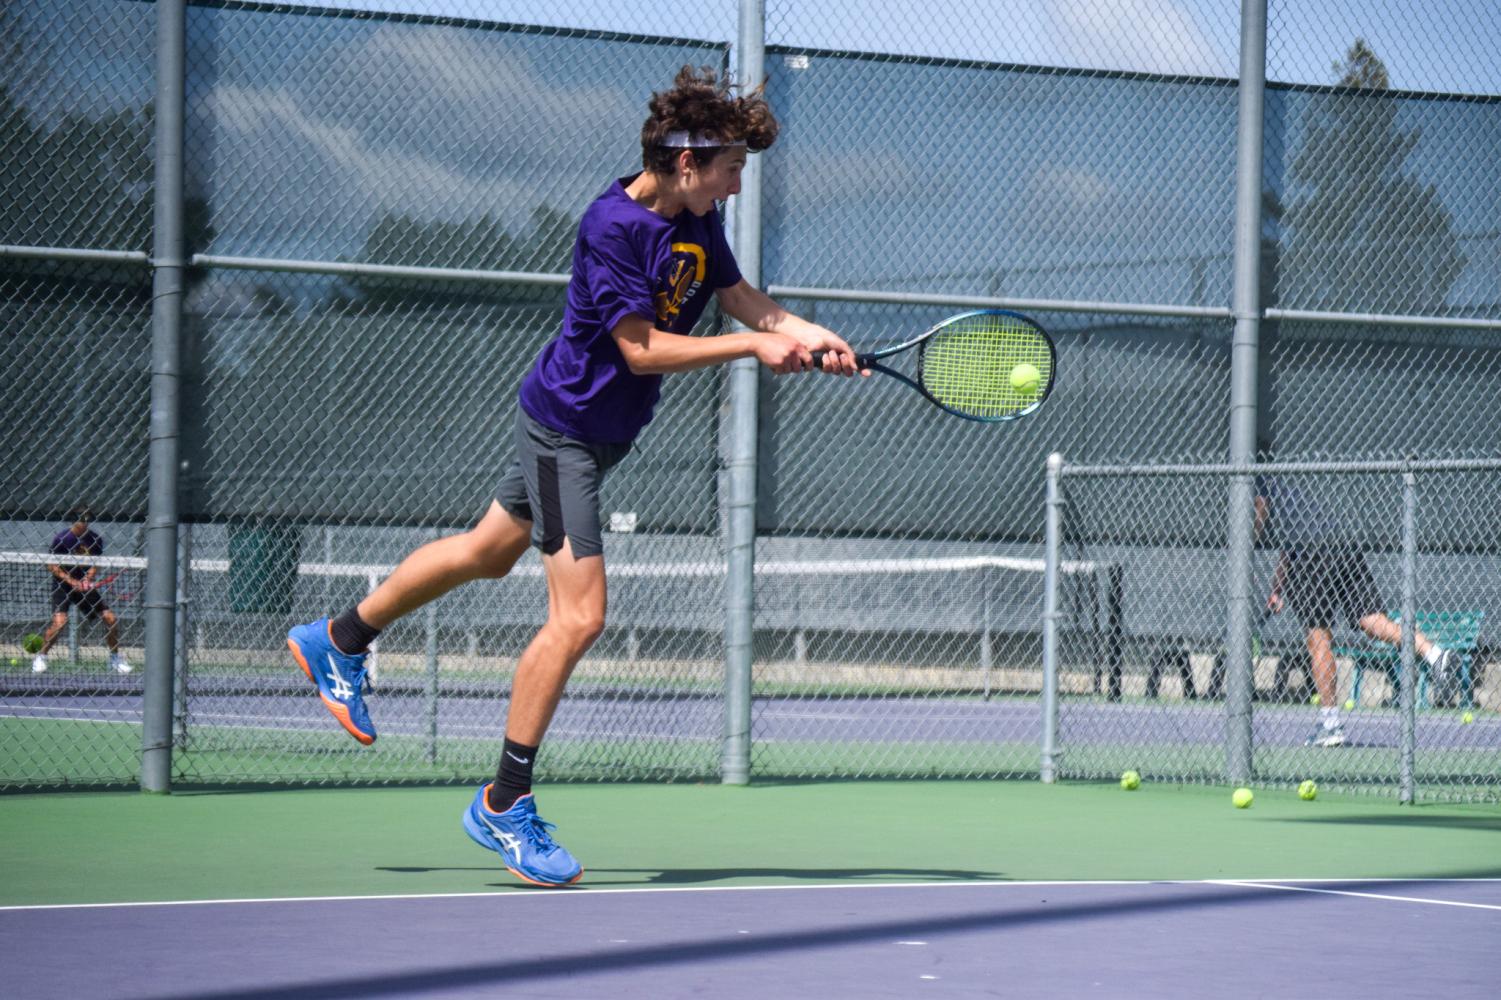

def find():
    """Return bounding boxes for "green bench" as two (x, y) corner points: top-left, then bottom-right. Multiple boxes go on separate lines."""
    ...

(1342, 610), (1484, 709)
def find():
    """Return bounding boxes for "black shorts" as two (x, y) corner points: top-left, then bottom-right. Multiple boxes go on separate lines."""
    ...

(496, 408), (632, 558)
(50, 581), (109, 619)
(1283, 547), (1384, 631)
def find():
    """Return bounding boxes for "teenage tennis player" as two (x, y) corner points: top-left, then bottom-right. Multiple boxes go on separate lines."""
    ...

(288, 66), (862, 886)
(34, 507), (131, 675)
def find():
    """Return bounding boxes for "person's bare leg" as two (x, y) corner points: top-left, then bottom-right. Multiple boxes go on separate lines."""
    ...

(1306, 627), (1339, 707)
(1357, 613), (1434, 659)
(39, 612), (67, 653)
(101, 609), (120, 653)
(504, 538), (607, 745)
(357, 501), (532, 629)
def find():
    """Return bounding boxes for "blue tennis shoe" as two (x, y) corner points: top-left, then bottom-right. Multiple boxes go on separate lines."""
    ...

(286, 618), (376, 745)
(463, 785), (583, 887)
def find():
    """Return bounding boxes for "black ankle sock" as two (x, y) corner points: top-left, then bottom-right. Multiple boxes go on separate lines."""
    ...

(329, 606), (381, 655)
(488, 737), (538, 812)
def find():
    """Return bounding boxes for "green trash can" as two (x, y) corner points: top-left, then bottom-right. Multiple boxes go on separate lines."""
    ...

(229, 523), (302, 614)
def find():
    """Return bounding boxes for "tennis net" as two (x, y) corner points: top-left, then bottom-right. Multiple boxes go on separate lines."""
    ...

(1, 546), (1117, 785)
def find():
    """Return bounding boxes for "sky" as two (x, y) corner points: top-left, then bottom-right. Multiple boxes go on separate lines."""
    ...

(7, 0), (1497, 313)
(282, 0), (1501, 95)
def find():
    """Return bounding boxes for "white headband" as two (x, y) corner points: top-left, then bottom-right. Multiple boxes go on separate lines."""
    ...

(659, 130), (745, 148)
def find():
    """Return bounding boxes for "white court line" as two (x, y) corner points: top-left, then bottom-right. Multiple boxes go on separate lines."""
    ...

(1208, 880), (1501, 912)
(4, 877), (1499, 914)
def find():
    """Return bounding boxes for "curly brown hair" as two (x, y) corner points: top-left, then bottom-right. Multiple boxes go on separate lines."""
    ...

(640, 65), (779, 176)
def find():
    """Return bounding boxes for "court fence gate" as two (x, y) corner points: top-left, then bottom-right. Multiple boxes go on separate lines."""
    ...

(1042, 455), (1501, 804)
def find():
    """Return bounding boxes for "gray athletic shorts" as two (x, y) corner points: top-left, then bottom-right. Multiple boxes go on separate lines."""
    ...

(496, 408), (632, 558)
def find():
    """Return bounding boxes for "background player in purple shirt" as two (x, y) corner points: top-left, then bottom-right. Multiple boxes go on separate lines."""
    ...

(287, 66), (864, 886)
(34, 507), (131, 675)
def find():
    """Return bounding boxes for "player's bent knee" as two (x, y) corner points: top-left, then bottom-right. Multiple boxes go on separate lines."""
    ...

(551, 610), (606, 649)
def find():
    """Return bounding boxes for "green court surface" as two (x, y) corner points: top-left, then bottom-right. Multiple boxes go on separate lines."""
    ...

(2, 781), (1499, 908)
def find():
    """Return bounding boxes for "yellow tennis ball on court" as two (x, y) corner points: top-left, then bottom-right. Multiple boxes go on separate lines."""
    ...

(1461, 711), (1474, 724)
(1298, 780), (1318, 801)
(1232, 787), (1254, 809)
(1120, 770), (1141, 791)
(1343, 699), (1354, 711)
(7, 658), (16, 667)
(1310, 693), (1321, 705)
(1010, 362), (1041, 396)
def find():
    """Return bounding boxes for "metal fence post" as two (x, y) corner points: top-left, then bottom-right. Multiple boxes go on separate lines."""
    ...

(1041, 453), (1064, 783)
(1399, 470), (1418, 804)
(721, 0), (765, 786)
(1223, 0), (1268, 786)
(141, 0), (187, 794)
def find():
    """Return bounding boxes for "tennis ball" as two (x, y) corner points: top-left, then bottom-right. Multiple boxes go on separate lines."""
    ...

(1298, 780), (1318, 801)
(1343, 699), (1355, 711)
(1461, 711), (1474, 724)
(1120, 770), (1141, 791)
(22, 633), (44, 655)
(7, 658), (16, 667)
(1309, 693), (1321, 705)
(1232, 787), (1254, 809)
(1010, 362), (1041, 396)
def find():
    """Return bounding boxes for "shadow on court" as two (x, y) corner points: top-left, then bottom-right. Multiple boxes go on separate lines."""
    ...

(143, 880), (1429, 1000)
(377, 865), (1004, 885)
(1274, 814), (1501, 833)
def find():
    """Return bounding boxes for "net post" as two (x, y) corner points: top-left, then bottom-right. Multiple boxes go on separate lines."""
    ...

(980, 564), (992, 700)
(1105, 563), (1124, 700)
(425, 601), (439, 766)
(1399, 469), (1418, 804)
(366, 572), (381, 686)
(172, 524), (191, 752)
(1041, 452), (1064, 783)
(720, 0), (765, 787)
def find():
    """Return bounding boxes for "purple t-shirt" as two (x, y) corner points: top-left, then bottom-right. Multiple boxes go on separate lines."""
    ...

(50, 529), (104, 580)
(519, 174), (742, 444)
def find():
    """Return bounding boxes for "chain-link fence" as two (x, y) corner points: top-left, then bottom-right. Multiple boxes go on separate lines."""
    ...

(3, 0), (1498, 795)
(1045, 459), (1501, 803)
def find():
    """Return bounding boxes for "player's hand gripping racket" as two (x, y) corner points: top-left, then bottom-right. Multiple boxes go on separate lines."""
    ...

(814, 309), (1056, 422)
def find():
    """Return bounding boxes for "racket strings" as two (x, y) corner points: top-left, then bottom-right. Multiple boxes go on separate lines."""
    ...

(920, 314), (1053, 419)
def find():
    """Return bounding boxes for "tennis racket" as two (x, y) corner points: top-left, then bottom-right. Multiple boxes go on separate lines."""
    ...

(814, 309), (1056, 422)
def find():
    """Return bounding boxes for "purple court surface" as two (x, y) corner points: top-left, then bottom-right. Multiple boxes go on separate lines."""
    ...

(4, 879), (1498, 998)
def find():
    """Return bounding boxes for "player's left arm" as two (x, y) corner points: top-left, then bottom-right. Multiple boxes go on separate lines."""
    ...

(715, 281), (863, 376)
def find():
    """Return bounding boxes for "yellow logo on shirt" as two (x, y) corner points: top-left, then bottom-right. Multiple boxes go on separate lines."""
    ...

(655, 242), (707, 325)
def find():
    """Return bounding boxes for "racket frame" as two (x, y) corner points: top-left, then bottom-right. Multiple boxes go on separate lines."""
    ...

(839, 308), (1057, 423)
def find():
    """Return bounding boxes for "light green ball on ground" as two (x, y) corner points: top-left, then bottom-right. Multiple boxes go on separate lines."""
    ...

(1461, 711), (1474, 724)
(1343, 699), (1355, 711)
(1010, 362), (1041, 396)
(8, 658), (16, 667)
(1120, 770), (1141, 791)
(1309, 693), (1321, 705)
(1232, 787), (1254, 809)
(1298, 780), (1318, 801)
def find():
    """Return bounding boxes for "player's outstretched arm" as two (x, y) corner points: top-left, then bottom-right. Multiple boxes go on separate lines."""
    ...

(715, 281), (864, 376)
(610, 315), (812, 376)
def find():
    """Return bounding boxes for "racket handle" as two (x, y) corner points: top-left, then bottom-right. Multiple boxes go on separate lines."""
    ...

(810, 350), (874, 368)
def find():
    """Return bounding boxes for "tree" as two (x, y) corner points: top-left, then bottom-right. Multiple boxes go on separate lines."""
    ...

(343, 205), (575, 309)
(2, 6), (213, 285)
(1277, 39), (1465, 315)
